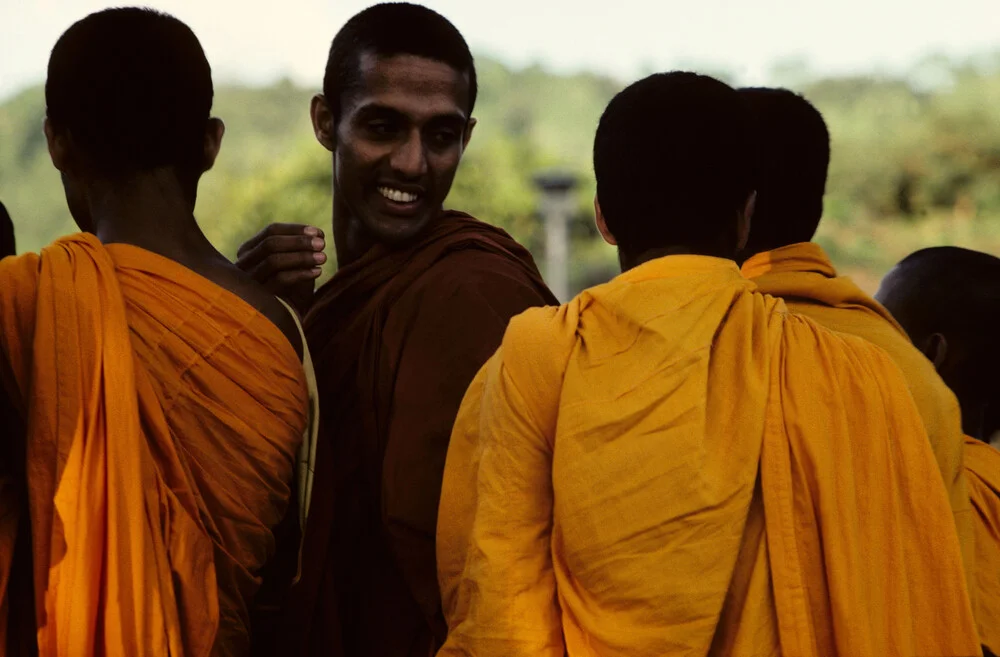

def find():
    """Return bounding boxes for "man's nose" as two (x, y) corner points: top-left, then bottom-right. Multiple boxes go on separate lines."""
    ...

(389, 130), (428, 179)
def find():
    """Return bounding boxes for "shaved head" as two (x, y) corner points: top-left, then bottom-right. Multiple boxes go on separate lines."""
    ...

(876, 246), (1000, 442)
(738, 87), (830, 260)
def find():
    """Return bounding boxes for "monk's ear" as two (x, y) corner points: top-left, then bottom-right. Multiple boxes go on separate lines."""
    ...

(922, 332), (949, 371)
(202, 118), (225, 173)
(44, 117), (71, 173)
(737, 191), (756, 251)
(594, 195), (617, 246)
(462, 117), (477, 151)
(311, 94), (337, 152)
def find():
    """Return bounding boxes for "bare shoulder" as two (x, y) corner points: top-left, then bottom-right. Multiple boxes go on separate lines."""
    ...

(203, 260), (304, 361)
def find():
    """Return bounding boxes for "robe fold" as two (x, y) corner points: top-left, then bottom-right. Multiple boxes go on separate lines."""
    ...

(965, 436), (1000, 656)
(0, 233), (309, 656)
(275, 212), (556, 657)
(438, 255), (979, 656)
(742, 242), (977, 616)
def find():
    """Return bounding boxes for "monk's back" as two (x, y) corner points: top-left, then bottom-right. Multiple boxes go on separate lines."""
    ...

(783, 292), (963, 459)
(550, 257), (779, 653)
(743, 244), (975, 604)
(0, 236), (309, 656)
(108, 244), (308, 656)
(439, 253), (978, 656)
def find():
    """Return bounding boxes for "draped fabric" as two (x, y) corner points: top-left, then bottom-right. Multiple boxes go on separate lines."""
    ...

(0, 234), (308, 656)
(439, 255), (979, 656)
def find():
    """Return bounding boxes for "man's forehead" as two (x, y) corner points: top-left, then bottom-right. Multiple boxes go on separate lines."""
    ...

(349, 51), (470, 115)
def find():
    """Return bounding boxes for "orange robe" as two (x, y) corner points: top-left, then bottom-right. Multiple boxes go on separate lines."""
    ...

(965, 436), (1000, 655)
(742, 242), (977, 614)
(0, 234), (309, 656)
(438, 255), (979, 656)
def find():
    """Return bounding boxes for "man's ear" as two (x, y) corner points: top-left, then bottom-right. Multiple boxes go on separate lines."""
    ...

(44, 118), (71, 173)
(595, 195), (617, 246)
(921, 332), (949, 371)
(202, 117), (225, 172)
(737, 190), (756, 252)
(311, 94), (337, 152)
(462, 117), (477, 150)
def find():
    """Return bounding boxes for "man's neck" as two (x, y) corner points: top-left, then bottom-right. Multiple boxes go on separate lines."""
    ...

(621, 244), (735, 273)
(88, 171), (223, 266)
(330, 200), (449, 270)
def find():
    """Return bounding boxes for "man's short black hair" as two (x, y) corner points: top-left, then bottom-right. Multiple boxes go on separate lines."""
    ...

(739, 87), (830, 256)
(45, 7), (213, 176)
(877, 246), (1000, 343)
(593, 71), (755, 258)
(323, 2), (477, 123)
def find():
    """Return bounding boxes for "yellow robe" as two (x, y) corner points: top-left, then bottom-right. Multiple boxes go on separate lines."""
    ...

(742, 242), (977, 614)
(0, 234), (310, 656)
(438, 255), (979, 656)
(965, 436), (1000, 655)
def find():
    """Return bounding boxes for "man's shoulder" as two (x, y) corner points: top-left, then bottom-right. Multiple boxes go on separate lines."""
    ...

(407, 239), (551, 304)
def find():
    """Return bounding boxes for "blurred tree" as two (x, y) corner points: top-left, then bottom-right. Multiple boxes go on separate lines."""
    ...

(3, 53), (1000, 297)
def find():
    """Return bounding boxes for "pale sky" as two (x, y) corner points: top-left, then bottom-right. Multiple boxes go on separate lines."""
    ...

(2, 0), (999, 101)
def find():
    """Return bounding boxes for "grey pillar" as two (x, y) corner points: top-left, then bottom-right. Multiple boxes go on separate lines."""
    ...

(533, 171), (578, 303)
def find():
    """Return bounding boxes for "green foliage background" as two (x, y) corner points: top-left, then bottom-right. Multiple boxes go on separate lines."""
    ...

(4, 54), (1000, 295)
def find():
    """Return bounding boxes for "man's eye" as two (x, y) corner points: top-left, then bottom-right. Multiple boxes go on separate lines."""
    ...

(433, 130), (460, 145)
(367, 121), (396, 135)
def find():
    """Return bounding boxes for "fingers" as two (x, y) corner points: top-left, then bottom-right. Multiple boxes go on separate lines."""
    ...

(242, 248), (327, 282)
(272, 268), (324, 288)
(236, 223), (325, 259)
(236, 234), (326, 274)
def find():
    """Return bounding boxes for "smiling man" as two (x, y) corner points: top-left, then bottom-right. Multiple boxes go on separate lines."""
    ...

(235, 4), (556, 656)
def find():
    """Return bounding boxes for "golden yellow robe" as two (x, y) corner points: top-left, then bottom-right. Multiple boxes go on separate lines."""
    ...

(0, 234), (309, 656)
(438, 255), (978, 656)
(965, 436), (1000, 655)
(742, 242), (976, 612)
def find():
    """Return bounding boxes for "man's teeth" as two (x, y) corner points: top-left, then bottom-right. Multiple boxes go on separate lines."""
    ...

(378, 187), (419, 203)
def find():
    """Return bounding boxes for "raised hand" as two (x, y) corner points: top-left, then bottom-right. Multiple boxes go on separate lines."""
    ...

(236, 223), (327, 314)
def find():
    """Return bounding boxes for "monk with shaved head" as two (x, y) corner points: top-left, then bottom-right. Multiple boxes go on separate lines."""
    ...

(736, 87), (977, 615)
(0, 9), (312, 655)
(877, 246), (1000, 656)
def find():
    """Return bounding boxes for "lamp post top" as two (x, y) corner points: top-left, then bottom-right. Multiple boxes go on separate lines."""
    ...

(532, 169), (578, 193)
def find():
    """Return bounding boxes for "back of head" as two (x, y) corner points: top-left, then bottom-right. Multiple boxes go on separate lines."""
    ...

(877, 246), (1000, 440)
(738, 87), (830, 258)
(45, 7), (213, 178)
(593, 72), (754, 261)
(877, 246), (1000, 345)
(324, 2), (477, 123)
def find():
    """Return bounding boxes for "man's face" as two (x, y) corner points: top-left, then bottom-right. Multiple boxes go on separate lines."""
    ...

(331, 52), (473, 246)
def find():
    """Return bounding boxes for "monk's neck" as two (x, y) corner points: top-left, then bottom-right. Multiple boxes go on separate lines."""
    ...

(621, 244), (736, 272)
(331, 199), (446, 270)
(332, 209), (376, 270)
(87, 171), (221, 263)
